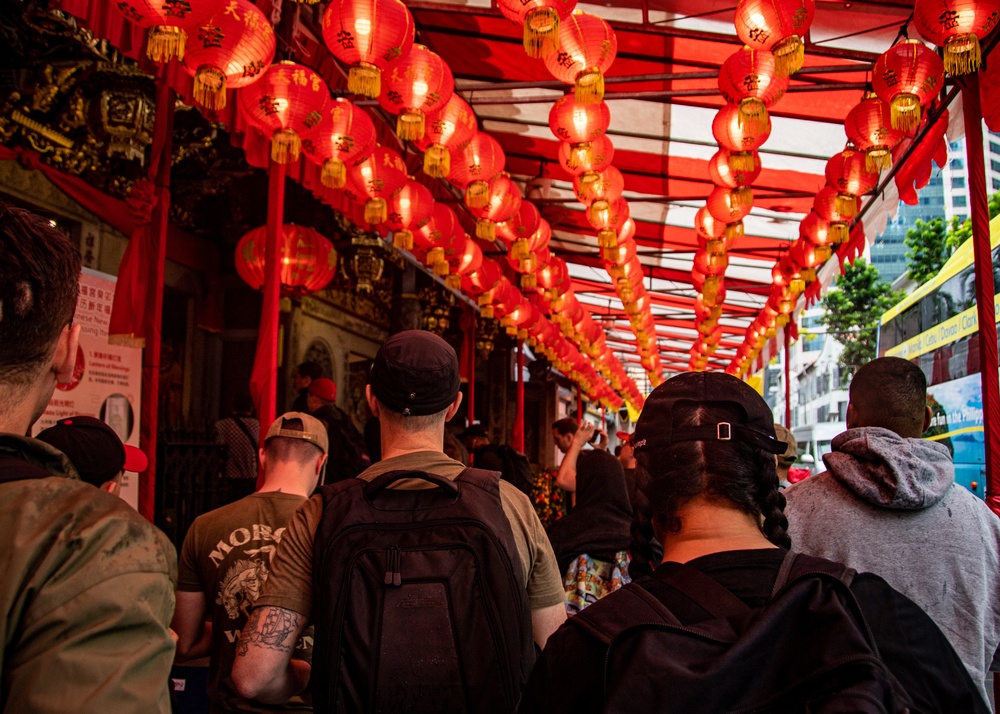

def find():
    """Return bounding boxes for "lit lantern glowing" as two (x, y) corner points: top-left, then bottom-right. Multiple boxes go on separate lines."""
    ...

(413, 94), (478, 179)
(913, 0), (1000, 75)
(468, 174), (522, 241)
(708, 148), (760, 209)
(180, 0), (276, 111)
(385, 179), (435, 250)
(543, 11), (618, 104)
(549, 94), (611, 168)
(825, 145), (878, 214)
(497, 0), (579, 58)
(734, 0), (815, 76)
(844, 92), (905, 172)
(235, 224), (337, 294)
(113, 0), (216, 63)
(449, 132), (506, 209)
(717, 47), (789, 134)
(713, 103), (772, 172)
(300, 97), (376, 189)
(321, 0), (415, 98)
(377, 44), (454, 141)
(872, 40), (945, 131)
(346, 146), (408, 224)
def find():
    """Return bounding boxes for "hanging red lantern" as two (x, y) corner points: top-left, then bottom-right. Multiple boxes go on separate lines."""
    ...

(415, 203), (463, 275)
(497, 0), (579, 58)
(549, 94), (611, 168)
(322, 0), (415, 98)
(844, 92), (905, 172)
(499, 200), (542, 260)
(385, 179), (435, 250)
(872, 40), (945, 132)
(717, 48), (789, 134)
(235, 224), (337, 295)
(576, 165), (624, 208)
(238, 61), (330, 164)
(799, 210), (847, 246)
(602, 237), (637, 266)
(449, 132), (506, 208)
(825, 145), (878, 214)
(914, 0), (1000, 75)
(589, 197), (630, 247)
(346, 145), (408, 224)
(445, 237), (483, 289)
(694, 205), (727, 242)
(707, 186), (753, 224)
(543, 11), (618, 105)
(789, 237), (833, 269)
(413, 95), (478, 179)
(814, 185), (859, 223)
(708, 148), (759, 209)
(558, 134), (614, 192)
(468, 174), (522, 241)
(113, 0), (215, 63)
(713, 103), (772, 172)
(734, 0), (815, 76)
(180, 0), (276, 111)
(377, 44), (454, 141)
(694, 249), (729, 277)
(301, 97), (376, 189)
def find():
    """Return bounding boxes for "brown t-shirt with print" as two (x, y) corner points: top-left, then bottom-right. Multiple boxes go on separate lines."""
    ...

(178, 492), (313, 714)
(256, 450), (565, 620)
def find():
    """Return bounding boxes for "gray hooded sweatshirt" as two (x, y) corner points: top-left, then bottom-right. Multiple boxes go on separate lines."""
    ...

(785, 427), (1000, 702)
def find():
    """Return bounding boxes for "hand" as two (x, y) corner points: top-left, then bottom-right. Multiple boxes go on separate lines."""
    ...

(593, 429), (609, 450)
(574, 422), (595, 446)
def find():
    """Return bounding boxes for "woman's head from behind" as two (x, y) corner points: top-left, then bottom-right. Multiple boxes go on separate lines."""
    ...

(630, 372), (789, 576)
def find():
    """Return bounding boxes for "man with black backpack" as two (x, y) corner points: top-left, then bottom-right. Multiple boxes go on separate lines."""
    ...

(233, 330), (567, 713)
(0, 202), (177, 713)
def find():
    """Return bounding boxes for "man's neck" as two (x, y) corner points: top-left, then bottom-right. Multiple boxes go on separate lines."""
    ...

(0, 385), (47, 436)
(659, 497), (777, 565)
(257, 465), (316, 497)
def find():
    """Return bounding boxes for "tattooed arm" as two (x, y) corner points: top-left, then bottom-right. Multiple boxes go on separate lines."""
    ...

(231, 606), (311, 703)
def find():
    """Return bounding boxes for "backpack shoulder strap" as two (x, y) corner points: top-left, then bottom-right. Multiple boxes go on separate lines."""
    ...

(456, 466), (502, 489)
(569, 582), (682, 645)
(772, 551), (857, 598)
(232, 416), (258, 450)
(660, 563), (753, 620)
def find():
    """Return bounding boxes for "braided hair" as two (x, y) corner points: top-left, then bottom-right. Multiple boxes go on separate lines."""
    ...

(629, 401), (790, 579)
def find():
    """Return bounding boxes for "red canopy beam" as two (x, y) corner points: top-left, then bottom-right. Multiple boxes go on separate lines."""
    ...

(513, 339), (525, 452)
(960, 74), (1000, 517)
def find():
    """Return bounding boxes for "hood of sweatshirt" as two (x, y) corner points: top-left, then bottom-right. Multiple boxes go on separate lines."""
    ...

(821, 427), (954, 510)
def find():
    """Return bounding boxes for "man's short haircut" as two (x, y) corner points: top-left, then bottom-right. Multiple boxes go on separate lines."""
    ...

(849, 357), (928, 437)
(552, 417), (579, 437)
(264, 417), (324, 464)
(0, 202), (81, 386)
(297, 361), (323, 380)
(376, 399), (448, 433)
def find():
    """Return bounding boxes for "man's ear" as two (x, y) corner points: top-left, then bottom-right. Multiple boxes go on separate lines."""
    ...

(923, 405), (932, 433)
(53, 324), (81, 384)
(444, 390), (463, 421)
(365, 385), (380, 417)
(846, 402), (859, 430)
(258, 447), (268, 473)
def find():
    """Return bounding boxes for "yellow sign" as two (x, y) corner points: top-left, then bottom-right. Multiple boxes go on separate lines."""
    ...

(886, 294), (1000, 360)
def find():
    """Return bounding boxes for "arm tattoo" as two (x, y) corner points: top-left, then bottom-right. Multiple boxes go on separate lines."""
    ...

(237, 607), (303, 657)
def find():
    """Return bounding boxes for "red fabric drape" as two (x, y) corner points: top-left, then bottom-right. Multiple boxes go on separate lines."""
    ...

(894, 110), (949, 207)
(512, 339), (525, 452)
(960, 75), (1000, 518)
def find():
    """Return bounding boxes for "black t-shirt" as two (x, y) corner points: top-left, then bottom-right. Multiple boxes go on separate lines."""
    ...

(519, 549), (988, 714)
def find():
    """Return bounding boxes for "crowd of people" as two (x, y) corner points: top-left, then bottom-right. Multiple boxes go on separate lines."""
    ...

(2, 200), (1000, 713)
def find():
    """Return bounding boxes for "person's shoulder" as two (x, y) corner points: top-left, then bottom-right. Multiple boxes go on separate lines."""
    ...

(783, 471), (846, 504)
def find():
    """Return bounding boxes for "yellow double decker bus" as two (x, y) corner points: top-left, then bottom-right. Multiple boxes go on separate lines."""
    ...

(878, 215), (1000, 498)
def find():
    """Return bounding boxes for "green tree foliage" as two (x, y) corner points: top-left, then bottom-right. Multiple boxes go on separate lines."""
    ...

(904, 190), (1000, 285)
(820, 258), (905, 377)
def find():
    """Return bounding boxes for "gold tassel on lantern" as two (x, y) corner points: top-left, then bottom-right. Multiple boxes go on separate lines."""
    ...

(574, 68), (604, 105)
(465, 180), (490, 208)
(730, 186), (753, 209)
(597, 229), (617, 248)
(835, 192), (859, 218)
(147, 26), (186, 63)
(426, 247), (444, 269)
(521, 273), (537, 290)
(706, 238), (726, 258)
(271, 129), (301, 164)
(865, 147), (892, 173)
(801, 268), (818, 282)
(322, 158), (347, 189)
(349, 62), (381, 98)
(397, 110), (425, 141)
(829, 223), (850, 244)
(943, 34), (982, 75)
(193, 67), (227, 110)
(434, 260), (449, 276)
(423, 144), (450, 178)
(524, 7), (560, 58)
(815, 244), (833, 262)
(587, 199), (611, 227)
(365, 197), (388, 224)
(567, 142), (593, 169)
(480, 304), (494, 319)
(476, 219), (496, 241)
(727, 151), (757, 173)
(772, 35), (805, 77)
(393, 229), (413, 250)
(445, 274), (461, 290)
(724, 221), (744, 244)
(890, 94), (922, 132)
(510, 239), (530, 262)
(737, 98), (769, 134)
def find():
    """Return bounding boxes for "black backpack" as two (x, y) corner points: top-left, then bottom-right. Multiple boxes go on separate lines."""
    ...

(310, 468), (535, 714)
(570, 551), (915, 714)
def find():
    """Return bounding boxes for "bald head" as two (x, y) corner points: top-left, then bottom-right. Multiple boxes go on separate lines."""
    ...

(848, 357), (930, 438)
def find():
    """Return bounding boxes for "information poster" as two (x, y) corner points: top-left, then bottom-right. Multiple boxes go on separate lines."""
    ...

(32, 268), (143, 510)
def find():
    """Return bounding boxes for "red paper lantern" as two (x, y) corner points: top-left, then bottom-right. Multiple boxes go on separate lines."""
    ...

(694, 205), (726, 242)
(300, 97), (376, 189)
(322, 0), (415, 98)
(377, 44), (454, 141)
(707, 186), (753, 224)
(543, 11), (618, 104)
(498, 200), (542, 257)
(872, 40), (945, 132)
(462, 257), (503, 296)
(588, 196), (630, 247)
(449, 132), (506, 208)
(825, 146), (878, 201)
(576, 165), (624, 208)
(181, 0), (276, 111)
(450, 237), (484, 276)
(734, 0), (815, 76)
(558, 134), (614, 181)
(844, 93), (905, 172)
(713, 103), (772, 172)
(602, 237), (637, 266)
(708, 148), (758, 210)
(385, 179), (435, 249)
(113, 0), (215, 63)
(469, 174), (522, 241)
(238, 61), (330, 164)
(497, 0), (579, 58)
(717, 48), (789, 134)
(346, 146), (408, 224)
(914, 0), (1000, 75)
(549, 94), (611, 168)
(814, 185), (859, 224)
(413, 94), (478, 179)
(235, 224), (337, 294)
(799, 210), (846, 246)
(415, 203), (463, 275)
(789, 237), (833, 269)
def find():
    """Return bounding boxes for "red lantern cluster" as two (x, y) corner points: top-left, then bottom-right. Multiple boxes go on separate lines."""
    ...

(413, 94), (478, 179)
(235, 224), (337, 295)
(113, 0), (216, 63)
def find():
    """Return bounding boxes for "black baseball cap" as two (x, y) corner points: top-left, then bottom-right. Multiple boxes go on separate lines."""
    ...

(633, 372), (786, 455)
(369, 330), (461, 417)
(36, 416), (148, 487)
